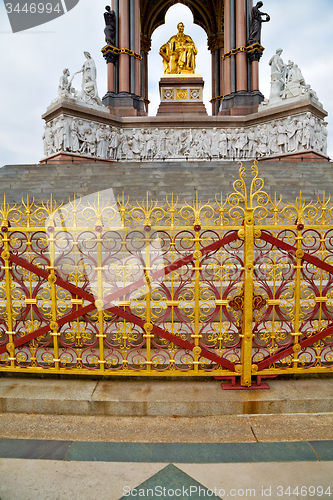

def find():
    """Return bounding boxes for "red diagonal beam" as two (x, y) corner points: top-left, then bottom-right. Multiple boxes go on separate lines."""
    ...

(0, 302), (96, 355)
(100, 231), (239, 308)
(10, 254), (95, 303)
(1, 232), (239, 371)
(260, 231), (333, 275)
(8, 231), (239, 312)
(0, 292), (235, 371)
(256, 323), (333, 371)
(105, 305), (236, 371)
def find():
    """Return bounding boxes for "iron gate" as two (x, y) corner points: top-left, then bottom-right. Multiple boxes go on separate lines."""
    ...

(1, 163), (333, 387)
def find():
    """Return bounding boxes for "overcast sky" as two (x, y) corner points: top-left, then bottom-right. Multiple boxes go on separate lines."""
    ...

(0, 0), (332, 167)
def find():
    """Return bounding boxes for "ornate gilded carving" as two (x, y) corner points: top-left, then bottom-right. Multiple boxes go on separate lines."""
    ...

(140, 33), (151, 53)
(208, 32), (224, 51)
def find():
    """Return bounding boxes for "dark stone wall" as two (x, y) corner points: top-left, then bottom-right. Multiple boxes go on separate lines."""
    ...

(0, 160), (332, 204)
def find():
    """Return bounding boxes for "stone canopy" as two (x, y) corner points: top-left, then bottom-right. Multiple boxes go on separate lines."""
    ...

(140, 0), (224, 50)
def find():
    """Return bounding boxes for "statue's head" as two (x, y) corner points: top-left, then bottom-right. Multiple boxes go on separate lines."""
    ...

(276, 48), (283, 55)
(257, 1), (263, 7)
(63, 68), (70, 76)
(84, 51), (91, 59)
(177, 22), (185, 33)
(105, 5), (110, 11)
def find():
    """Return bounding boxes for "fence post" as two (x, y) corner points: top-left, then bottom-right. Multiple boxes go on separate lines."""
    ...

(96, 224), (106, 372)
(48, 227), (60, 371)
(1, 205), (15, 368)
(192, 222), (202, 372)
(240, 211), (255, 387)
(143, 225), (153, 372)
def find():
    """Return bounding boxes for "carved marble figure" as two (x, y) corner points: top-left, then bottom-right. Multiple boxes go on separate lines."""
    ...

(268, 49), (285, 102)
(42, 122), (54, 156)
(70, 119), (80, 152)
(287, 117), (297, 152)
(54, 118), (63, 151)
(211, 128), (219, 158)
(58, 69), (75, 98)
(43, 111), (327, 162)
(268, 122), (279, 155)
(257, 125), (269, 157)
(218, 129), (227, 158)
(109, 127), (118, 159)
(263, 50), (322, 108)
(236, 128), (248, 159)
(75, 52), (102, 106)
(96, 125), (109, 158)
(247, 128), (257, 158)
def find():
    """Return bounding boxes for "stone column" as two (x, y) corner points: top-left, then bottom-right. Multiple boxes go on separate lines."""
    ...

(134, 0), (141, 97)
(141, 34), (151, 114)
(230, 0), (236, 93)
(223, 0), (231, 96)
(119, 0), (130, 93)
(214, 48), (221, 115)
(102, 0), (145, 115)
(107, 63), (115, 93)
(209, 32), (224, 115)
(104, 0), (118, 94)
(252, 60), (259, 90)
(220, 0), (264, 115)
(129, 0), (135, 94)
(235, 0), (247, 91)
(219, 47), (225, 96)
(211, 50), (216, 115)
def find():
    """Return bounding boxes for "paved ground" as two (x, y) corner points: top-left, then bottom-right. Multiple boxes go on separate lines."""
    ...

(0, 377), (332, 499)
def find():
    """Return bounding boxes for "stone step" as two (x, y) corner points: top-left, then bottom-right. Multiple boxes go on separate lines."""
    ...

(0, 375), (332, 418)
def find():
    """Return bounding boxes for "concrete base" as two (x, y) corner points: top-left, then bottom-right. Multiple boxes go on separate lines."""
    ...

(258, 150), (329, 162)
(0, 376), (332, 417)
(102, 91), (147, 117)
(40, 152), (115, 164)
(157, 75), (207, 116)
(219, 90), (265, 116)
(41, 96), (327, 164)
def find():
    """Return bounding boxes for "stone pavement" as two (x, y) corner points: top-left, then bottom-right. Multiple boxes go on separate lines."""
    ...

(0, 376), (332, 499)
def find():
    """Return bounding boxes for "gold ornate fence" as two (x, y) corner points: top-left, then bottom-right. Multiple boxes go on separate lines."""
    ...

(1, 163), (333, 387)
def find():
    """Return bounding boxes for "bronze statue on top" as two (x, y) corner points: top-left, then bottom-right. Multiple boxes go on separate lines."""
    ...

(159, 22), (197, 74)
(104, 5), (116, 46)
(247, 1), (270, 46)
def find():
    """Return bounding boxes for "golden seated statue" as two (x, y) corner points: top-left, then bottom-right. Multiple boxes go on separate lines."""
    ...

(159, 22), (197, 75)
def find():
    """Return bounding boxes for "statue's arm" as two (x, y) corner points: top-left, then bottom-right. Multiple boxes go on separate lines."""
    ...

(159, 43), (169, 61)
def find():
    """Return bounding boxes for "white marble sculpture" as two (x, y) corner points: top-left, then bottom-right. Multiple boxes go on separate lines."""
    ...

(58, 69), (76, 98)
(43, 112), (328, 161)
(42, 122), (54, 156)
(50, 52), (104, 111)
(75, 52), (102, 106)
(262, 49), (322, 109)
